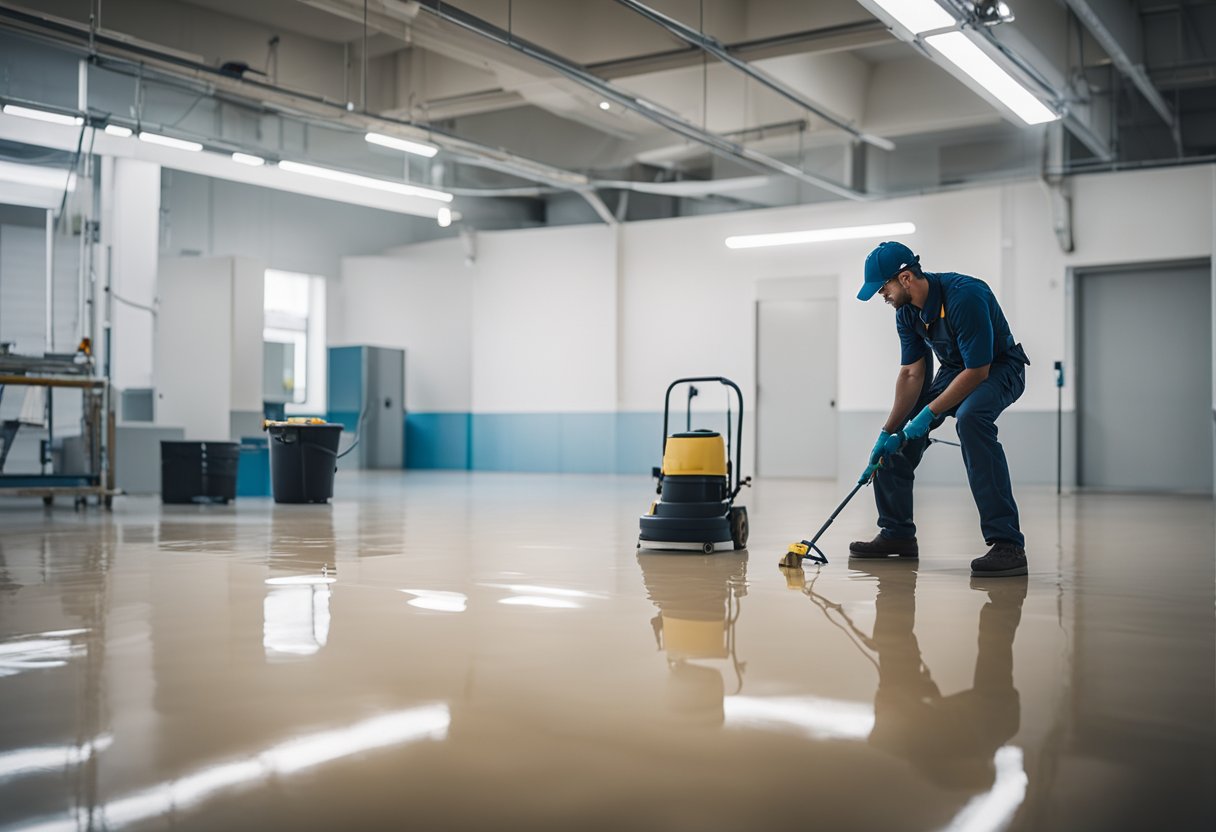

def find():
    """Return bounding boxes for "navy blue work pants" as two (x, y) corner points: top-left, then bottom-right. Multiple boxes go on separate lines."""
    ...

(875, 360), (1026, 548)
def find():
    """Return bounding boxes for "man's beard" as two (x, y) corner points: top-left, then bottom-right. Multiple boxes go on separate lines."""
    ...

(885, 286), (911, 309)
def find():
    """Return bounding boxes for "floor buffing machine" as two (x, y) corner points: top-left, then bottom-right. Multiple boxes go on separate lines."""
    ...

(638, 376), (751, 553)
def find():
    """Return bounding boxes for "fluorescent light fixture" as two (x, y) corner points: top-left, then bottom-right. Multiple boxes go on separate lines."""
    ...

(1, 104), (83, 126)
(599, 101), (611, 111)
(870, 0), (955, 34)
(365, 131), (439, 158)
(278, 160), (452, 203)
(0, 160), (77, 193)
(232, 152), (265, 166)
(725, 221), (916, 250)
(138, 131), (203, 152)
(104, 124), (133, 137)
(436, 206), (452, 228)
(926, 32), (1058, 125)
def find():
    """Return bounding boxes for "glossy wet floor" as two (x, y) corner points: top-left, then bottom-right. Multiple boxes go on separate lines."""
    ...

(0, 473), (1212, 831)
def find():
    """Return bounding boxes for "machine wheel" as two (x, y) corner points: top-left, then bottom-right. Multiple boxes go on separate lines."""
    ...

(730, 506), (749, 550)
(701, 542), (714, 554)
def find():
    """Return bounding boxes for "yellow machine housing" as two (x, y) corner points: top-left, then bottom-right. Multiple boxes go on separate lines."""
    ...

(638, 376), (749, 554)
(661, 432), (727, 477)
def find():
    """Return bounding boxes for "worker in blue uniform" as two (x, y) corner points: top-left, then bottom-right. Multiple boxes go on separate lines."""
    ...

(851, 241), (1030, 577)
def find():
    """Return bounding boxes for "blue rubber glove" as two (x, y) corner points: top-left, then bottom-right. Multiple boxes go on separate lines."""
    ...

(869, 431), (892, 465)
(885, 405), (936, 452)
(858, 430), (892, 484)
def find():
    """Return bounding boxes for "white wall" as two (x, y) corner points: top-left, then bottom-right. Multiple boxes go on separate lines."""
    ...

(620, 185), (1002, 411)
(160, 172), (438, 279)
(230, 256), (265, 415)
(470, 225), (617, 413)
(342, 164), (1215, 483)
(342, 226), (619, 415)
(105, 157), (161, 392)
(337, 243), (474, 413)
(156, 256), (265, 440)
(156, 257), (233, 441)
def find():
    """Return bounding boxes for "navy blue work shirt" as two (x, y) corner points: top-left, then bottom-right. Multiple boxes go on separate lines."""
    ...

(896, 271), (1022, 370)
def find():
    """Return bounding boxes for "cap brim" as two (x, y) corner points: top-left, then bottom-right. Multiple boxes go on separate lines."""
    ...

(857, 281), (883, 301)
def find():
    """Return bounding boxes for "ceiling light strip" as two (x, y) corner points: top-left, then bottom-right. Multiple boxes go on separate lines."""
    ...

(365, 132), (439, 158)
(2, 103), (84, 126)
(277, 160), (452, 203)
(869, 0), (955, 35)
(924, 32), (1058, 125)
(725, 221), (916, 250)
(138, 131), (203, 151)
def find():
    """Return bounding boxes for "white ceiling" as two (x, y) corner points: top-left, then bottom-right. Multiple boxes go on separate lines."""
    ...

(0, 0), (1213, 224)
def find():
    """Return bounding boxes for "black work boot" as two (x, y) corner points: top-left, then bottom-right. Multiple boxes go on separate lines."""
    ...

(848, 534), (919, 558)
(970, 542), (1027, 577)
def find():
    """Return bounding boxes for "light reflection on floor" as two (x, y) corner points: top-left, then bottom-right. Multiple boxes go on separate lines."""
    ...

(0, 472), (1211, 831)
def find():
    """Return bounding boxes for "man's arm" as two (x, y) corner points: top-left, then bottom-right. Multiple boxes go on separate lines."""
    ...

(928, 364), (989, 416)
(882, 358), (927, 434)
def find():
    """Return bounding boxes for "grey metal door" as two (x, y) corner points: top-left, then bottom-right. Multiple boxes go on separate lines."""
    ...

(1078, 262), (1212, 493)
(363, 347), (404, 469)
(756, 299), (837, 478)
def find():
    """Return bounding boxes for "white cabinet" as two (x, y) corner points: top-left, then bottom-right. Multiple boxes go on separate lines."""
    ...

(156, 256), (264, 440)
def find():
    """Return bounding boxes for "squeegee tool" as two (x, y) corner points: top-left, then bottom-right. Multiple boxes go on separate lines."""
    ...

(779, 474), (873, 568)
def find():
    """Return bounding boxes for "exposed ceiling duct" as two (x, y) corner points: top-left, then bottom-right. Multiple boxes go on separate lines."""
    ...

(404, 0), (868, 201)
(1061, 0), (1180, 150)
(612, 0), (894, 151)
(0, 0), (1212, 228)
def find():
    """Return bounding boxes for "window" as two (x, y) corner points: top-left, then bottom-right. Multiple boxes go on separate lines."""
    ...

(263, 270), (325, 411)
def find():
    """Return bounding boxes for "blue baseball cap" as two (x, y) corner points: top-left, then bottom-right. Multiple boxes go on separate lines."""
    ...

(858, 241), (920, 301)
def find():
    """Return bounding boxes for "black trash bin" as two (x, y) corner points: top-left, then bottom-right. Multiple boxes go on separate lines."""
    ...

(265, 420), (343, 504)
(160, 441), (240, 504)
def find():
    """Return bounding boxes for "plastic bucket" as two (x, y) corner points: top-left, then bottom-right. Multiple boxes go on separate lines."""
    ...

(267, 423), (343, 504)
(160, 441), (239, 504)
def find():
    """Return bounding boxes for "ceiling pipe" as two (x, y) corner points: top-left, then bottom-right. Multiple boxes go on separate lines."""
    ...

(590, 19), (892, 79)
(407, 0), (868, 201)
(1060, 0), (1181, 151)
(0, 2), (594, 193)
(613, 0), (894, 152)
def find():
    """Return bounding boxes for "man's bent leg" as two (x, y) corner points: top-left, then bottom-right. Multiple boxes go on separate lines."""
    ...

(874, 433), (930, 540)
(955, 364), (1025, 548)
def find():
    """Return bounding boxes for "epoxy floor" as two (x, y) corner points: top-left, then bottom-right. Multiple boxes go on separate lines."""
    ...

(0, 472), (1212, 831)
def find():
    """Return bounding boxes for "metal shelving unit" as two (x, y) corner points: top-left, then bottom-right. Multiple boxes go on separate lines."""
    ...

(0, 355), (117, 508)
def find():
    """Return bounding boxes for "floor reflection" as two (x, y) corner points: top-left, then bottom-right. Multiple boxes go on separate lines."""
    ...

(263, 508), (337, 659)
(783, 562), (1029, 827)
(638, 551), (748, 724)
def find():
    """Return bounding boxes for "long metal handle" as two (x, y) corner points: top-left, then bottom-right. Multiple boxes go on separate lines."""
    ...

(805, 479), (868, 551)
(661, 376), (744, 495)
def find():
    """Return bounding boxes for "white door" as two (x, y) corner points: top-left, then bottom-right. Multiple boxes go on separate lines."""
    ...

(756, 299), (837, 478)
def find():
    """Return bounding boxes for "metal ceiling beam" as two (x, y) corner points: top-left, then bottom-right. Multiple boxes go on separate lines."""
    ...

(411, 21), (893, 121)
(1062, 0), (1181, 149)
(589, 19), (892, 80)
(408, 0), (867, 201)
(613, 0), (894, 151)
(0, 2), (592, 193)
